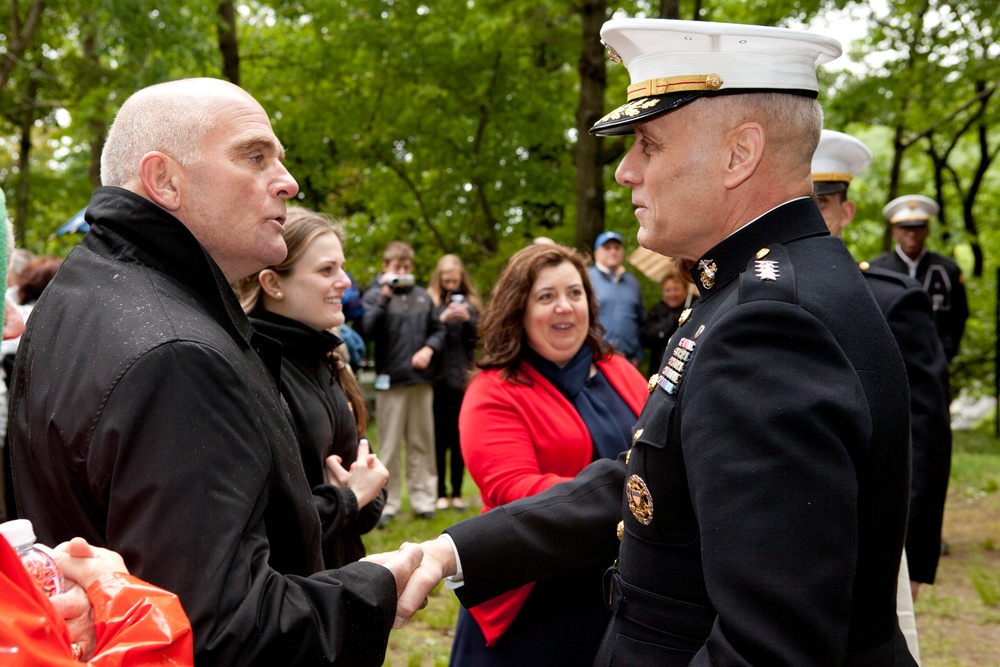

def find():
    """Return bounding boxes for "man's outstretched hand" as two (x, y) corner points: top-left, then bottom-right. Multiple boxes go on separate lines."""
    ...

(364, 536), (457, 628)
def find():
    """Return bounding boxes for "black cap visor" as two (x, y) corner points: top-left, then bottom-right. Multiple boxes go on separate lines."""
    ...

(813, 181), (849, 196)
(590, 88), (819, 137)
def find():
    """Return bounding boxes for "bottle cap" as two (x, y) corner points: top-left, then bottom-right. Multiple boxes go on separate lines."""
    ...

(0, 519), (36, 549)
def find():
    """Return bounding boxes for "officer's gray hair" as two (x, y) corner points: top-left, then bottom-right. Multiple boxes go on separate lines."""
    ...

(713, 93), (823, 166)
(100, 91), (213, 188)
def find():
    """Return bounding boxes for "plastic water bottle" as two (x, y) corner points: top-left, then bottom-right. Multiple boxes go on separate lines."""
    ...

(0, 519), (66, 597)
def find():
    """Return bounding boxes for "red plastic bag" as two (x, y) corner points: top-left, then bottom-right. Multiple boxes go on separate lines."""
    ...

(0, 539), (193, 666)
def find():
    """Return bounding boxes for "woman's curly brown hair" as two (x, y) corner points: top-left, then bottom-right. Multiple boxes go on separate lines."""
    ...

(476, 243), (612, 380)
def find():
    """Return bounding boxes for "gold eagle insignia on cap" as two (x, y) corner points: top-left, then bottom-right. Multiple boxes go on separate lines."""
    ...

(602, 40), (622, 64)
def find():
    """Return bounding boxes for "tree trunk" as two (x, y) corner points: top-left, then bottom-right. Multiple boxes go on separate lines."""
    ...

(217, 0), (240, 86)
(0, 0), (47, 92)
(81, 27), (105, 188)
(573, 0), (607, 251)
(14, 77), (37, 243)
(659, 0), (679, 19)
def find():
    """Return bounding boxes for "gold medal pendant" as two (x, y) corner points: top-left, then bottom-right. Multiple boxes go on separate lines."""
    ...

(626, 474), (654, 525)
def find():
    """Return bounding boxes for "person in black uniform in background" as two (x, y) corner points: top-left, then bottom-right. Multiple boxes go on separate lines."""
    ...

(370, 19), (916, 665)
(813, 130), (951, 661)
(869, 194), (969, 362)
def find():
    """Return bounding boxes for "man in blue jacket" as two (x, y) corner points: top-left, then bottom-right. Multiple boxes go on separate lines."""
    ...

(588, 231), (645, 367)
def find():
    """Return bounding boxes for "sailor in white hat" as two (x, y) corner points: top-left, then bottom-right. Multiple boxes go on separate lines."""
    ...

(869, 193), (969, 360)
(381, 19), (917, 667)
(811, 129), (872, 236)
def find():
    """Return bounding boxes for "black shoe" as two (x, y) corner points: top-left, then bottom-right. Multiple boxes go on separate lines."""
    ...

(377, 514), (395, 529)
(417, 511), (435, 520)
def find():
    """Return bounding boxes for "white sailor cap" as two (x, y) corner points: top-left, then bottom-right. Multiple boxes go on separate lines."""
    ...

(882, 195), (939, 228)
(590, 19), (842, 136)
(812, 130), (873, 196)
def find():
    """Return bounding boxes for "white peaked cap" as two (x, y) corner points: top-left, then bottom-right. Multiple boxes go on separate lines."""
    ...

(812, 130), (873, 195)
(591, 19), (842, 136)
(882, 195), (940, 227)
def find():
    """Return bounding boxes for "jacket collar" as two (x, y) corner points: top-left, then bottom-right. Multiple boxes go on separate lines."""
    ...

(249, 309), (344, 365)
(81, 186), (255, 344)
(689, 197), (828, 301)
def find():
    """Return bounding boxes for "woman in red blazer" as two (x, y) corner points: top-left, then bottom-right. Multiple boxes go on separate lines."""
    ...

(452, 243), (647, 666)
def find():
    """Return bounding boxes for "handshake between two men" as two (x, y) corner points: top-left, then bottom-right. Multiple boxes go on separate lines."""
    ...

(365, 537), (458, 629)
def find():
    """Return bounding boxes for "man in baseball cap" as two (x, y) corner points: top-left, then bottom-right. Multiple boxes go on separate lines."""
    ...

(589, 231), (645, 366)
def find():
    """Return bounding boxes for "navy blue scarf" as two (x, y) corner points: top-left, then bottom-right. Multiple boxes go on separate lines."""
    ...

(522, 344), (634, 461)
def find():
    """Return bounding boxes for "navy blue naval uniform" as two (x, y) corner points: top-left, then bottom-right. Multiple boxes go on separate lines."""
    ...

(446, 198), (917, 665)
(868, 250), (968, 362)
(860, 264), (951, 586)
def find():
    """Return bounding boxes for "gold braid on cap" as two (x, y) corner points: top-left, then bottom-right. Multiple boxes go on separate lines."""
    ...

(627, 74), (723, 101)
(812, 172), (854, 183)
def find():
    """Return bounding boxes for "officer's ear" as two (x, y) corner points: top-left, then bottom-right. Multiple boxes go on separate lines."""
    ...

(139, 151), (183, 212)
(723, 122), (764, 190)
(841, 198), (857, 227)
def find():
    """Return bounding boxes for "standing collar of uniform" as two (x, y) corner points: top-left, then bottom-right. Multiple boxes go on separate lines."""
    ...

(894, 244), (927, 278)
(688, 197), (828, 301)
(80, 186), (255, 343)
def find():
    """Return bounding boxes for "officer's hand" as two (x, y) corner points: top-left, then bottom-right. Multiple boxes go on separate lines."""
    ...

(365, 543), (425, 627)
(364, 536), (456, 628)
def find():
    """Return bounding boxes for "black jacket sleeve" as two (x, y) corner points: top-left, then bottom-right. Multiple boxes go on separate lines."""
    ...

(444, 455), (625, 608)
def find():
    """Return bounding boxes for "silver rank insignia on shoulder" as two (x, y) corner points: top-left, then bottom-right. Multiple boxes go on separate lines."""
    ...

(653, 337), (696, 395)
(627, 474), (654, 525)
(698, 259), (717, 289)
(755, 259), (780, 281)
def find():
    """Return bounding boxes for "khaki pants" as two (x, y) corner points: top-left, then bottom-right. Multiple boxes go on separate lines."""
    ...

(376, 383), (437, 515)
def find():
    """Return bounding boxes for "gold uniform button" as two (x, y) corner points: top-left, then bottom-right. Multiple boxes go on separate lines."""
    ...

(647, 375), (659, 393)
(633, 428), (643, 443)
(625, 449), (631, 465)
(617, 520), (624, 541)
(756, 247), (771, 259)
(859, 261), (870, 270)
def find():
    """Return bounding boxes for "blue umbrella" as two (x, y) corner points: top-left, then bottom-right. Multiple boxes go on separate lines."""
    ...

(52, 207), (89, 236)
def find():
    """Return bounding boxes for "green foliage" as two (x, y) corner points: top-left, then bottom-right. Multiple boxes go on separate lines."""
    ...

(2, 0), (999, 399)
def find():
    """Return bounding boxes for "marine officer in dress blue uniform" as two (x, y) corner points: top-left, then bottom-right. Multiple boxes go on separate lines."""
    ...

(814, 129), (952, 662)
(869, 195), (969, 361)
(373, 19), (917, 666)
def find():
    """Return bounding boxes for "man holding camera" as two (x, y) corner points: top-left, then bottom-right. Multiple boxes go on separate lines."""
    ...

(360, 241), (444, 526)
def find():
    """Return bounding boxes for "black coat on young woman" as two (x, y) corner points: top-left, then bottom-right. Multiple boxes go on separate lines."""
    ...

(249, 310), (386, 568)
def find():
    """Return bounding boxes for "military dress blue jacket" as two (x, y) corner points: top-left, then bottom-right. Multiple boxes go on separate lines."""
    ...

(447, 198), (916, 666)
